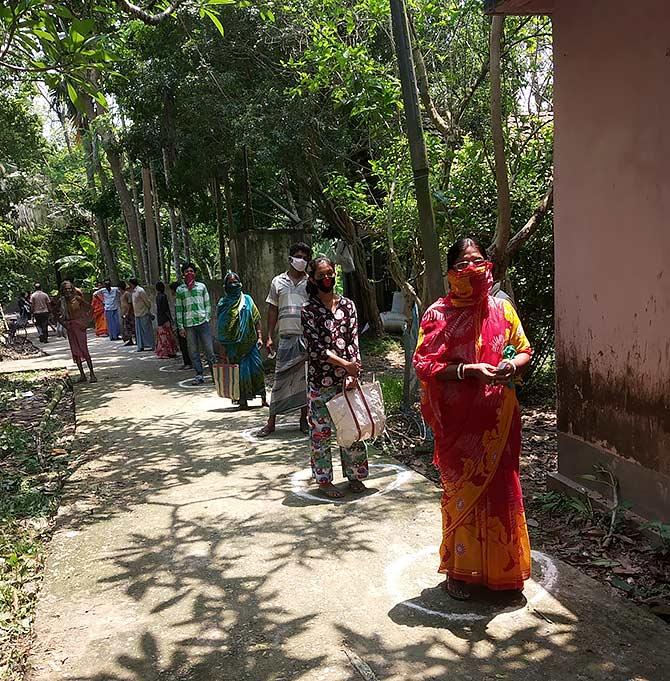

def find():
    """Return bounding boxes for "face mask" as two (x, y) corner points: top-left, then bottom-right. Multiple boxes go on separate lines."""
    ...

(447, 261), (493, 307)
(225, 282), (242, 295)
(290, 257), (307, 272)
(184, 272), (196, 289)
(316, 276), (335, 293)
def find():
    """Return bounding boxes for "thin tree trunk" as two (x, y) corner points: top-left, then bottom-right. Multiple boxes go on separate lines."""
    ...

(82, 132), (119, 283)
(142, 166), (160, 283)
(242, 145), (255, 230)
(389, 0), (445, 305)
(222, 165), (238, 271)
(151, 166), (167, 281)
(105, 144), (146, 280)
(212, 175), (227, 276)
(180, 212), (191, 262)
(161, 146), (181, 278)
(489, 15), (513, 279)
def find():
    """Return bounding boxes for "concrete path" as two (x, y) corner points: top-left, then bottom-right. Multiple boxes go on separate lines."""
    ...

(4, 331), (668, 680)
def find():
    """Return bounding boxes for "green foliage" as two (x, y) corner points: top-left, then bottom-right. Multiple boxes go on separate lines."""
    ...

(360, 334), (403, 358)
(378, 375), (403, 413)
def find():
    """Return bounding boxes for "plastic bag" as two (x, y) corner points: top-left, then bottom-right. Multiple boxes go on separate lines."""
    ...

(325, 381), (386, 449)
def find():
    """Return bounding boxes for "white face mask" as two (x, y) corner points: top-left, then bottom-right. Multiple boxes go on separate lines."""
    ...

(290, 256), (307, 272)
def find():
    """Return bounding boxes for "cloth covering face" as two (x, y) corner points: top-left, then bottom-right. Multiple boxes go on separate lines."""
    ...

(413, 263), (533, 591)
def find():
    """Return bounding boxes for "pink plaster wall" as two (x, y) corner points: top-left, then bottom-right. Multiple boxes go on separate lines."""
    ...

(553, 0), (670, 480)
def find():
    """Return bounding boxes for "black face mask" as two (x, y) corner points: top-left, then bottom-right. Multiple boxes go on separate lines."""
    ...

(316, 276), (335, 293)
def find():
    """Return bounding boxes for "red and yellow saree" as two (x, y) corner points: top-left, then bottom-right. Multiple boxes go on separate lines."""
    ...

(414, 263), (532, 591)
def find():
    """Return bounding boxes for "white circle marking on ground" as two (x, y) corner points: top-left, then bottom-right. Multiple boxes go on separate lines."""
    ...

(290, 463), (413, 505)
(385, 546), (558, 622)
(159, 364), (182, 373)
(177, 376), (214, 389)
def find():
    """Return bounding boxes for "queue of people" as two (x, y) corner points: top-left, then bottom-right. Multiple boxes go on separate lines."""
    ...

(18, 234), (533, 602)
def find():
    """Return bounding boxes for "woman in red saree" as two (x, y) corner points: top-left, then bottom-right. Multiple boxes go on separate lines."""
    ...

(91, 285), (107, 337)
(413, 237), (532, 600)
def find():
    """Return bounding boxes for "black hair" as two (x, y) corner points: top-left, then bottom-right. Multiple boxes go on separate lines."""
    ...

(168, 281), (179, 293)
(34, 283), (41, 290)
(155, 281), (165, 293)
(181, 262), (196, 274)
(306, 256), (335, 296)
(446, 237), (488, 271)
(290, 242), (312, 258)
(118, 281), (127, 291)
(129, 277), (139, 287)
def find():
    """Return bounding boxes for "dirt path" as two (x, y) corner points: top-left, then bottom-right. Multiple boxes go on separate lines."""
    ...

(4, 331), (669, 680)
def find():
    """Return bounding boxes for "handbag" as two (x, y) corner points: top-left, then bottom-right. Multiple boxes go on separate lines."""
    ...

(325, 381), (386, 449)
(213, 363), (240, 401)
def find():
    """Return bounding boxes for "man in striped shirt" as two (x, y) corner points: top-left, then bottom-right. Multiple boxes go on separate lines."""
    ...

(176, 262), (216, 385)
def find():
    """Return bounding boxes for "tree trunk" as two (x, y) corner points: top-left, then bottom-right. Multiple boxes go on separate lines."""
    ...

(489, 15), (513, 280)
(222, 165), (238, 271)
(151, 166), (167, 281)
(212, 175), (227, 276)
(161, 146), (181, 278)
(179, 212), (191, 262)
(105, 144), (146, 280)
(389, 0), (445, 305)
(81, 133), (119, 283)
(142, 166), (160, 283)
(242, 145), (255, 230)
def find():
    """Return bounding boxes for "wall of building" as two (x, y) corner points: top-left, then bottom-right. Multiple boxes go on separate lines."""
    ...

(553, 0), (670, 520)
(230, 228), (308, 338)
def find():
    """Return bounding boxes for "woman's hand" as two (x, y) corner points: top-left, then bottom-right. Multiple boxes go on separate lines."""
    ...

(465, 363), (498, 384)
(345, 360), (360, 377)
(494, 360), (515, 385)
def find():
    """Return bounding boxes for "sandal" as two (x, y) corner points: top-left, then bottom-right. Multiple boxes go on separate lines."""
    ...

(444, 577), (471, 601)
(348, 479), (367, 494)
(319, 482), (344, 499)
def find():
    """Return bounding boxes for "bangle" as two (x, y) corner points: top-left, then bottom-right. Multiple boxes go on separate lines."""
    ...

(457, 363), (465, 380)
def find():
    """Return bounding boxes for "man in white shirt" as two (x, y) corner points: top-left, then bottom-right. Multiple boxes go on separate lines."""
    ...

(257, 242), (312, 437)
(93, 279), (122, 341)
(30, 283), (51, 343)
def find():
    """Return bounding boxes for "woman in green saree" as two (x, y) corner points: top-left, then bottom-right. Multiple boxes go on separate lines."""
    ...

(217, 272), (268, 409)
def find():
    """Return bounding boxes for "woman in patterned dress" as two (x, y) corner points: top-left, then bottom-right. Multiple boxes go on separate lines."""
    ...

(301, 256), (368, 499)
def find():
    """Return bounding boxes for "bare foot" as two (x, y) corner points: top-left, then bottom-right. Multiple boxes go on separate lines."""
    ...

(256, 425), (275, 438)
(299, 419), (309, 435)
(319, 482), (344, 499)
(444, 577), (470, 601)
(348, 479), (367, 494)
(89, 374), (98, 383)
(76, 375), (87, 384)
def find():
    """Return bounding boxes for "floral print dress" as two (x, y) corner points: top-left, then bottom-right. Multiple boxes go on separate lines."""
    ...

(301, 296), (368, 485)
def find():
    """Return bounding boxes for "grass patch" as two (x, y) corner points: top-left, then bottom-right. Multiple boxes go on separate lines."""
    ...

(379, 375), (404, 413)
(0, 371), (73, 681)
(360, 334), (403, 358)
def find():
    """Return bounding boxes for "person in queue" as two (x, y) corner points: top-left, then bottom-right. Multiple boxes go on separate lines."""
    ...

(413, 236), (532, 600)
(257, 242), (312, 437)
(169, 281), (192, 370)
(57, 280), (97, 383)
(217, 272), (267, 409)
(118, 281), (135, 346)
(128, 278), (154, 352)
(301, 256), (368, 499)
(175, 263), (216, 385)
(154, 281), (178, 359)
